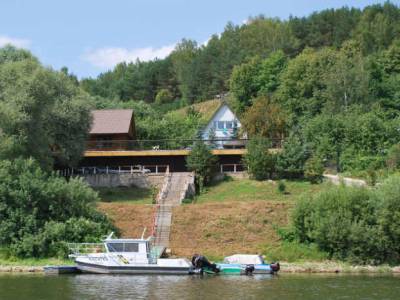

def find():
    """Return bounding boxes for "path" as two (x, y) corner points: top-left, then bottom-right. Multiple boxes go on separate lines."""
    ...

(153, 172), (194, 248)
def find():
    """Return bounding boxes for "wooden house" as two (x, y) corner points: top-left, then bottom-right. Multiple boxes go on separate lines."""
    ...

(87, 109), (135, 150)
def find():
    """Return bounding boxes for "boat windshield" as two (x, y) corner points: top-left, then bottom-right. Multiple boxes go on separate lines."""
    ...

(107, 242), (139, 253)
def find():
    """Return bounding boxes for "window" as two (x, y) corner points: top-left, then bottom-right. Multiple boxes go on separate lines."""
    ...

(107, 243), (139, 252)
(107, 243), (124, 252)
(226, 121), (233, 129)
(217, 121), (225, 130)
(124, 243), (139, 252)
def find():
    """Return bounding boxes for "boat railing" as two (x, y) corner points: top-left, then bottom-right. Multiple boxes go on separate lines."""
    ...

(68, 243), (107, 257)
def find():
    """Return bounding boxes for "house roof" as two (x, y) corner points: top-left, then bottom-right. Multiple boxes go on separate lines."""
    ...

(90, 109), (134, 134)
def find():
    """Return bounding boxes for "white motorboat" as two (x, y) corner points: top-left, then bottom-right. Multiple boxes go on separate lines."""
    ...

(69, 233), (192, 275)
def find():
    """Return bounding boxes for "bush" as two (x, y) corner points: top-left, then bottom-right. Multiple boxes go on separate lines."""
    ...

(386, 144), (400, 170)
(0, 158), (115, 258)
(243, 137), (277, 180)
(304, 156), (324, 183)
(290, 175), (400, 264)
(276, 134), (308, 178)
(155, 89), (173, 105)
(277, 181), (286, 194)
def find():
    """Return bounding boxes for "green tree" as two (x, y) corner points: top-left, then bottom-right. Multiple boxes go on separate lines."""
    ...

(229, 57), (260, 110)
(241, 96), (286, 140)
(243, 137), (276, 180)
(324, 41), (370, 112)
(186, 142), (217, 192)
(276, 134), (309, 178)
(0, 49), (92, 169)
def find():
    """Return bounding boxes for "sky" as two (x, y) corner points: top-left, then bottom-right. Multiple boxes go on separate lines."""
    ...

(0, 0), (395, 78)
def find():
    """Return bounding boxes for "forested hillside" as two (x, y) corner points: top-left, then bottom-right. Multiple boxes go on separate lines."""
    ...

(82, 2), (400, 176)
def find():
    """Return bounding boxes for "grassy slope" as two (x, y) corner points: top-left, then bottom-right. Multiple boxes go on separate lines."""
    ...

(167, 99), (222, 122)
(98, 178), (328, 262)
(97, 203), (154, 238)
(170, 178), (327, 261)
(195, 178), (326, 203)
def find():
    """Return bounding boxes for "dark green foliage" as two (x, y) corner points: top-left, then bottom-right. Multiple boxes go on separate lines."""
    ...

(276, 134), (308, 178)
(186, 142), (217, 192)
(304, 156), (324, 183)
(386, 144), (400, 169)
(243, 137), (277, 180)
(0, 47), (92, 169)
(0, 159), (114, 258)
(277, 181), (286, 194)
(81, 3), (400, 109)
(291, 175), (400, 264)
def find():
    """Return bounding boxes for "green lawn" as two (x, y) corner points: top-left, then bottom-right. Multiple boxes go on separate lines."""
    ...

(95, 186), (154, 204)
(0, 249), (73, 266)
(195, 178), (326, 203)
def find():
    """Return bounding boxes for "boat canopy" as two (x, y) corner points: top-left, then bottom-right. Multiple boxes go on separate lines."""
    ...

(223, 254), (264, 265)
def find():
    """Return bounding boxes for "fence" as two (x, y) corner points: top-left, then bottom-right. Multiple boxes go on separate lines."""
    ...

(58, 164), (169, 177)
(220, 164), (246, 173)
(85, 138), (283, 151)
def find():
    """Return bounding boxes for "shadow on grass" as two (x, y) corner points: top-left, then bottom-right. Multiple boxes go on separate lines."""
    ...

(95, 187), (153, 204)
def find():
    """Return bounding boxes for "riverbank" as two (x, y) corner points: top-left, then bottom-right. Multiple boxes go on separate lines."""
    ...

(1, 261), (400, 274)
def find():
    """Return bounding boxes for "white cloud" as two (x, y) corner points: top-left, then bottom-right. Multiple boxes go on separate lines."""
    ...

(82, 44), (176, 69)
(0, 35), (31, 48)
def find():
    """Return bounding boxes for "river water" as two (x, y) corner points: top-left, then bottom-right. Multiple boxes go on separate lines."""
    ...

(0, 273), (399, 300)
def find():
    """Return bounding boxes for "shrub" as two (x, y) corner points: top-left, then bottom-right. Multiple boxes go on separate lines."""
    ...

(243, 137), (277, 180)
(290, 175), (400, 264)
(304, 156), (324, 183)
(276, 134), (308, 178)
(386, 144), (400, 170)
(277, 181), (286, 194)
(155, 89), (173, 105)
(0, 158), (115, 258)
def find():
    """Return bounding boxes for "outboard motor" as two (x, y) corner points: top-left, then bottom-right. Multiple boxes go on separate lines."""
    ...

(270, 262), (280, 273)
(244, 264), (255, 275)
(191, 254), (220, 273)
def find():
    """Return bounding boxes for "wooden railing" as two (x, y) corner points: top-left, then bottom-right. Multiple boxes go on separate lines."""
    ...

(220, 164), (246, 173)
(58, 164), (170, 176)
(85, 138), (283, 151)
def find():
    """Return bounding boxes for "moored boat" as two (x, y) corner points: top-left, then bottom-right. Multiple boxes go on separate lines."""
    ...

(69, 233), (192, 275)
(191, 254), (280, 275)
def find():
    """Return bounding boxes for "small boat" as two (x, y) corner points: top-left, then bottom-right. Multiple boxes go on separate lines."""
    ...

(218, 254), (280, 275)
(69, 233), (192, 275)
(192, 254), (280, 275)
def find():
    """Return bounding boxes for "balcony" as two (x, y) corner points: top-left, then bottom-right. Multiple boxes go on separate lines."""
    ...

(84, 138), (282, 157)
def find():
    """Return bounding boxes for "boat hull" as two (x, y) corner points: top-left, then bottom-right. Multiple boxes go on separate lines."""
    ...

(76, 261), (192, 275)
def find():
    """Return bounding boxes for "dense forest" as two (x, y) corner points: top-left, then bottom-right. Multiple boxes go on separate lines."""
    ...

(80, 2), (400, 177)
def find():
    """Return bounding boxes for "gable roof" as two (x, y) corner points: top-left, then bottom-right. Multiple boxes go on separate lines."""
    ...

(90, 109), (134, 135)
(204, 101), (239, 126)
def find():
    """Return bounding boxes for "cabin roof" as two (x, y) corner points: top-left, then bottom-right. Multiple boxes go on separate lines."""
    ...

(90, 109), (134, 135)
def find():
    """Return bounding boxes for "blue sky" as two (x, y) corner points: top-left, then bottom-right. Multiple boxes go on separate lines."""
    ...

(0, 0), (394, 78)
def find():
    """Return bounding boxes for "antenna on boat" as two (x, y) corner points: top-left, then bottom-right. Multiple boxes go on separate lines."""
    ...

(141, 227), (147, 239)
(106, 232), (114, 240)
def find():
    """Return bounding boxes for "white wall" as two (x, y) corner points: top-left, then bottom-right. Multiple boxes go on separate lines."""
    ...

(202, 104), (242, 140)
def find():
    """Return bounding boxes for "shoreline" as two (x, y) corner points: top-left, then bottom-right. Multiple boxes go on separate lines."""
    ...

(1, 262), (400, 274)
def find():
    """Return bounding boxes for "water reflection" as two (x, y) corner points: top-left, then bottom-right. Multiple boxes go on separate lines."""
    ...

(0, 273), (399, 300)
